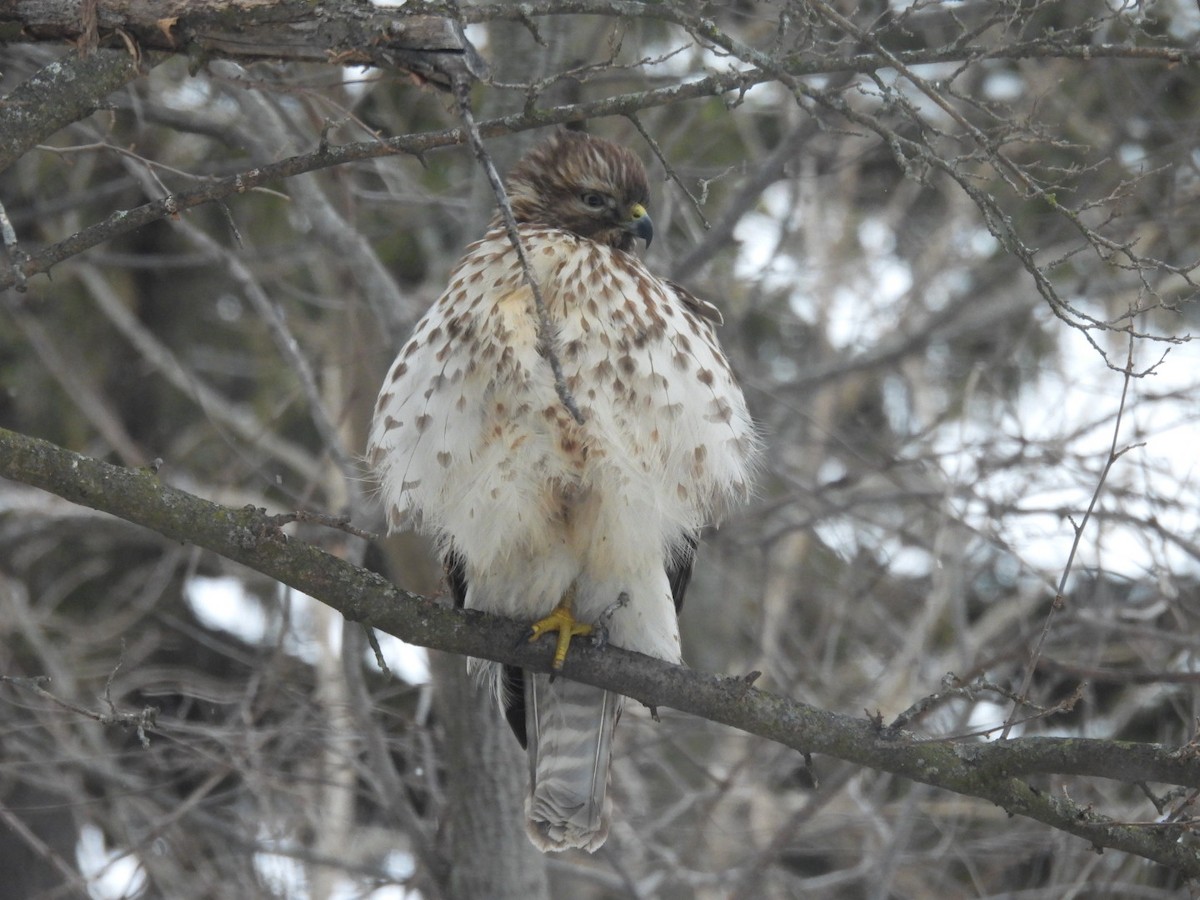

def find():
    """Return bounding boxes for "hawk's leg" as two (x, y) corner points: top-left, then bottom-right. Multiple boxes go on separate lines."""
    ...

(526, 584), (592, 672)
(589, 592), (630, 651)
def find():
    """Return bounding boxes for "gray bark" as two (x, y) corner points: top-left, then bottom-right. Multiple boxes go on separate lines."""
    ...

(431, 652), (551, 900)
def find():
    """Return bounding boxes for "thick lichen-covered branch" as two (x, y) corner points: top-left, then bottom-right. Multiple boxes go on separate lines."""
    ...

(1, 425), (1198, 875)
(0, 49), (163, 175)
(0, 1), (480, 84)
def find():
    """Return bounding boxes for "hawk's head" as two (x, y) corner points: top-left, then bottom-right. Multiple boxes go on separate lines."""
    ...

(504, 131), (653, 252)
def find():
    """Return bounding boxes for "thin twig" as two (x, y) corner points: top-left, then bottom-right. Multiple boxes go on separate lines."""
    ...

(265, 509), (378, 541)
(450, 78), (585, 424)
(102, 639), (126, 719)
(363, 625), (393, 679)
(913, 682), (1086, 744)
(627, 113), (709, 228)
(1002, 332), (1138, 738)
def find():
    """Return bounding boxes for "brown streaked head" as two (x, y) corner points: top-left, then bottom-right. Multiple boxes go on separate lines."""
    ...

(503, 131), (654, 252)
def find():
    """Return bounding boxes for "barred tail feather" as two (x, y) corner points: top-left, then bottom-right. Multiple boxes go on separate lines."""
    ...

(524, 672), (620, 852)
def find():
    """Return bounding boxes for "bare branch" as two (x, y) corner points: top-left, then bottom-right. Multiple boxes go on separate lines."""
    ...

(2, 425), (1199, 875)
(0, 2), (482, 87)
(0, 69), (768, 292)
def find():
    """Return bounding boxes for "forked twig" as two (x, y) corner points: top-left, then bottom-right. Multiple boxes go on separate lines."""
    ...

(1, 673), (157, 748)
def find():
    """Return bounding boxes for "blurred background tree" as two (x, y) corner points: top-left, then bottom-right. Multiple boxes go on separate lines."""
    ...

(2, 1), (1200, 897)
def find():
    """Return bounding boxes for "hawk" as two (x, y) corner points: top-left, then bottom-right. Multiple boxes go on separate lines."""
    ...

(367, 131), (756, 852)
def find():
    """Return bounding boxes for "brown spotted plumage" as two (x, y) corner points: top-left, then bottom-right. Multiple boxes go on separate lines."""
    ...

(367, 131), (756, 852)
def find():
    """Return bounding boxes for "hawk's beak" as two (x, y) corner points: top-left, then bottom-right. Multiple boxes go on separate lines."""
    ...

(625, 203), (654, 247)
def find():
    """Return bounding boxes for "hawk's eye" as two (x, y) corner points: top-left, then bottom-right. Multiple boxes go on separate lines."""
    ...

(581, 191), (607, 209)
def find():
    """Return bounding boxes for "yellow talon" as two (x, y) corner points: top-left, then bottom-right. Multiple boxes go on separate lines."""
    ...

(528, 592), (592, 671)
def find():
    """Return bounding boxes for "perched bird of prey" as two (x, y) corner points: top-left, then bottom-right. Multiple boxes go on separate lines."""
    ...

(367, 130), (756, 852)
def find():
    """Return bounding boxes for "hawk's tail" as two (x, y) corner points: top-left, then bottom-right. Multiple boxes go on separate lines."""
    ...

(523, 672), (621, 852)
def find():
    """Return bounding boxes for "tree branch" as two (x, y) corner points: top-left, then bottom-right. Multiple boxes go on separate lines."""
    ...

(4, 1), (1193, 303)
(0, 67), (766, 292)
(0, 1), (483, 86)
(1, 424), (1198, 875)
(0, 47), (165, 174)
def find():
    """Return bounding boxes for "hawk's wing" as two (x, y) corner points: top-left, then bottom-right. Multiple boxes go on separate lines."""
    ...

(664, 278), (724, 326)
